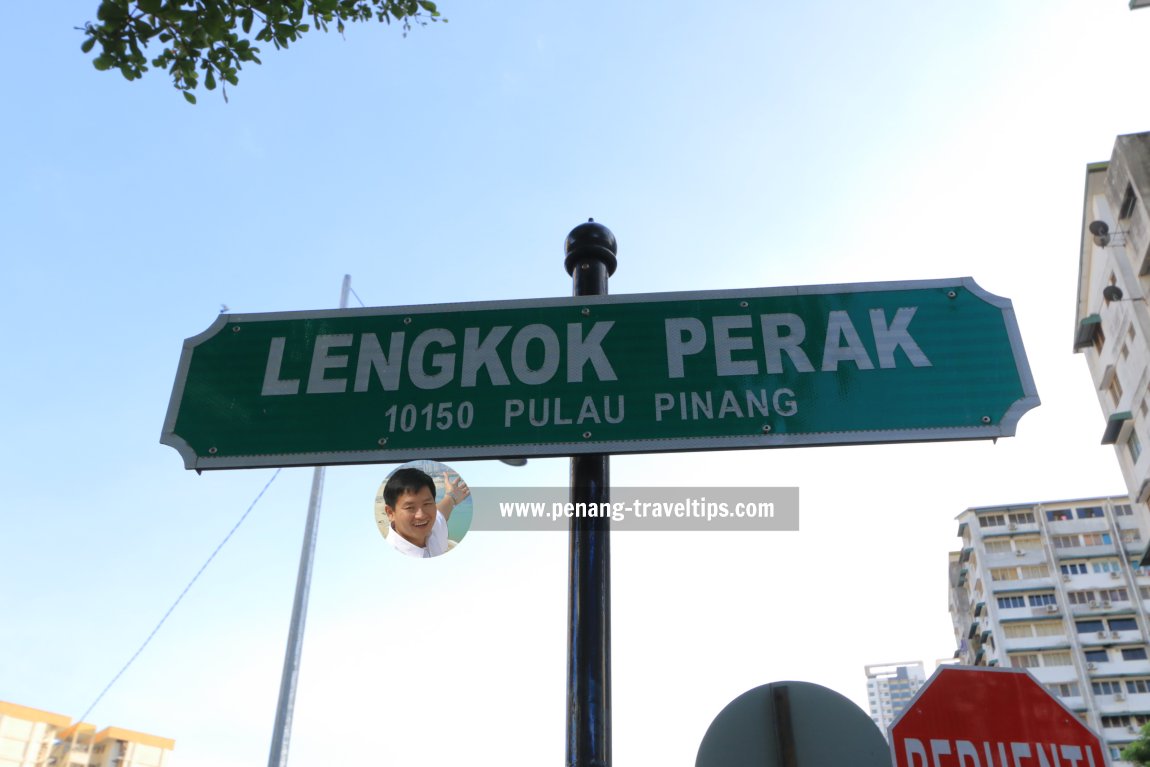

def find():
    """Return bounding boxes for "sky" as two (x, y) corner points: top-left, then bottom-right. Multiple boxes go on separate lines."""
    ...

(2, 2), (1150, 766)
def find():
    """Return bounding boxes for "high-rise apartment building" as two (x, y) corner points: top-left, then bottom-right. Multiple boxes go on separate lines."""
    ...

(0, 702), (70, 767)
(1075, 133), (1150, 551)
(0, 701), (173, 767)
(865, 661), (926, 734)
(950, 497), (1150, 764)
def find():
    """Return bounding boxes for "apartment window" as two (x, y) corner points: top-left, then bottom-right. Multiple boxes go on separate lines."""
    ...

(1093, 680), (1124, 695)
(1003, 623), (1032, 639)
(1061, 562), (1089, 575)
(1081, 616), (1137, 632)
(1028, 593), (1057, 606)
(1043, 651), (1073, 666)
(1010, 653), (1039, 668)
(1095, 325), (1107, 354)
(1078, 506), (1105, 519)
(1102, 588), (1129, 602)
(1047, 509), (1073, 522)
(1052, 535), (1079, 549)
(1015, 536), (1041, 551)
(1122, 647), (1148, 661)
(979, 514), (1006, 528)
(1009, 512), (1036, 525)
(1122, 529), (1143, 543)
(984, 539), (1013, 554)
(1082, 533), (1113, 546)
(1021, 564), (1049, 579)
(1069, 590), (1096, 605)
(1122, 342), (1131, 360)
(1035, 621), (1063, 637)
(1092, 560), (1122, 574)
(1140, 585), (1150, 599)
(1086, 649), (1109, 663)
(1049, 682), (1080, 697)
(1130, 430), (1143, 464)
(998, 595), (1025, 609)
(1128, 679), (1150, 694)
(1103, 716), (1130, 728)
(1120, 183), (1139, 220)
(991, 567), (1020, 581)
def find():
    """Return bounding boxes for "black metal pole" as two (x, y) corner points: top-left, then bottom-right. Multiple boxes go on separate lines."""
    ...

(565, 220), (617, 767)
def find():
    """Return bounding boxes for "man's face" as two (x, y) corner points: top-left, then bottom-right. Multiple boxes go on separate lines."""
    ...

(386, 486), (437, 547)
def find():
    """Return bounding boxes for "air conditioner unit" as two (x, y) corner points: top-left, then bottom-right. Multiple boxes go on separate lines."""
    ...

(1113, 631), (1122, 638)
(1009, 522), (1019, 531)
(1017, 550), (1027, 557)
(1103, 602), (1113, 608)
(1109, 571), (1121, 579)
(1131, 725), (1140, 734)
(1090, 600), (1100, 608)
(1088, 662), (1098, 670)
(1116, 692), (1127, 701)
(1047, 604), (1059, 613)
(1063, 574), (1072, 582)
(1099, 630), (1109, 638)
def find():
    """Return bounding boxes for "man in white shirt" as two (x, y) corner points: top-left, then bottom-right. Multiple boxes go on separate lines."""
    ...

(382, 467), (469, 558)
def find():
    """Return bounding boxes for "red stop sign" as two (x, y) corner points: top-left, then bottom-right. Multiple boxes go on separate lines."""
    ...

(890, 667), (1105, 767)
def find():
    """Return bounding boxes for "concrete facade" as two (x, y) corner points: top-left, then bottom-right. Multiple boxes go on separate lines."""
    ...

(950, 497), (1150, 764)
(865, 661), (926, 735)
(0, 703), (69, 767)
(0, 702), (172, 767)
(1075, 133), (1150, 530)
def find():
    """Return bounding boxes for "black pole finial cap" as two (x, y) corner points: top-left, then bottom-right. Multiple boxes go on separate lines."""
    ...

(565, 219), (617, 276)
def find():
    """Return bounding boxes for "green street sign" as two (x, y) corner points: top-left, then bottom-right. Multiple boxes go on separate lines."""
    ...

(161, 278), (1039, 470)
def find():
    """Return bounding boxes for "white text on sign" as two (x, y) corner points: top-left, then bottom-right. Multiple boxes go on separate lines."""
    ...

(258, 308), (930, 396)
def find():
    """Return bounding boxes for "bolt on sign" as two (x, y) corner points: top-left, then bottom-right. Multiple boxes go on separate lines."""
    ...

(161, 278), (1039, 470)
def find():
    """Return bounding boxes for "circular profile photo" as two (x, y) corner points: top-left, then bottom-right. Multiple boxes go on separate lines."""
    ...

(374, 460), (472, 559)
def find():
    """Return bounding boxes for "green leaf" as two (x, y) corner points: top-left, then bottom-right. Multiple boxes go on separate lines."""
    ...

(79, 0), (448, 101)
(96, 0), (127, 22)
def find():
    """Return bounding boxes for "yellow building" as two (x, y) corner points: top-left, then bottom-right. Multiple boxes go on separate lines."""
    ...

(0, 702), (173, 767)
(0, 702), (69, 767)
